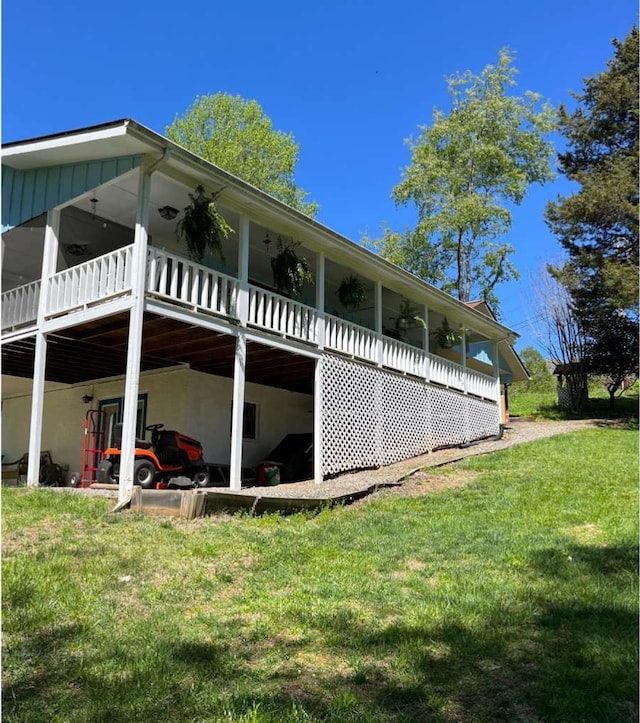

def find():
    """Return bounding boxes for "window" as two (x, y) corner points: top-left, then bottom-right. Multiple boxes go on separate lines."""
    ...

(243, 402), (257, 440)
(98, 394), (148, 450)
(230, 401), (258, 440)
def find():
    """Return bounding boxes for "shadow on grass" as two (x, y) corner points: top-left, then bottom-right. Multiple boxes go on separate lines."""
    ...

(3, 544), (638, 722)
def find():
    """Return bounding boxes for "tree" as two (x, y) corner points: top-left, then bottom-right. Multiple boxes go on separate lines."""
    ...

(545, 27), (639, 409)
(545, 27), (639, 313)
(166, 93), (318, 217)
(517, 346), (555, 393)
(587, 309), (639, 409)
(532, 269), (589, 413)
(379, 50), (556, 311)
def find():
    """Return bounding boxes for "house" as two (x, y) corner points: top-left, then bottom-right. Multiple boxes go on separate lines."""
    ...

(1, 119), (529, 504)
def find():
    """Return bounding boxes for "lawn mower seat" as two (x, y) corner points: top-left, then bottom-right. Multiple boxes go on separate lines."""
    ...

(112, 423), (152, 450)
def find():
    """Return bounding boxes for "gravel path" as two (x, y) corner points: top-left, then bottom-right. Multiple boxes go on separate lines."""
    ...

(39, 418), (609, 507)
(238, 417), (607, 501)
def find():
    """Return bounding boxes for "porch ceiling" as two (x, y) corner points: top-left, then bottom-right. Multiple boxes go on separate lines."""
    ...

(2, 313), (315, 394)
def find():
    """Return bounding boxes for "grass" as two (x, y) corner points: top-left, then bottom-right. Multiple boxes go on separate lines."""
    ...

(2, 427), (638, 722)
(509, 384), (639, 421)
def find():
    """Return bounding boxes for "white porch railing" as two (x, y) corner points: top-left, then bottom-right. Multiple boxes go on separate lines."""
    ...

(325, 315), (378, 364)
(248, 286), (318, 344)
(466, 368), (499, 401)
(1, 280), (41, 330)
(147, 248), (239, 319)
(429, 352), (465, 391)
(47, 245), (134, 317)
(383, 337), (427, 378)
(1, 244), (500, 404)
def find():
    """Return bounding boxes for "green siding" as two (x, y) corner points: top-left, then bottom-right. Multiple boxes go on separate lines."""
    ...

(2, 155), (143, 229)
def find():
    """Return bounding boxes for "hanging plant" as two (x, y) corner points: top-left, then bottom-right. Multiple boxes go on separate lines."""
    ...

(270, 239), (313, 298)
(395, 298), (426, 333)
(337, 274), (367, 311)
(176, 185), (233, 263)
(431, 317), (463, 349)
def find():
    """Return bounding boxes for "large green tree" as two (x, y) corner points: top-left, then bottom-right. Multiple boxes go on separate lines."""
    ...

(166, 93), (318, 217)
(379, 50), (556, 311)
(545, 27), (639, 313)
(545, 28), (639, 407)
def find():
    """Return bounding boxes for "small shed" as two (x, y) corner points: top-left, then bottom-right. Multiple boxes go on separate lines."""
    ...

(553, 362), (588, 410)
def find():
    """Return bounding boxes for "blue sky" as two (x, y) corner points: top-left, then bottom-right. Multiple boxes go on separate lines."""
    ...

(2, 0), (636, 350)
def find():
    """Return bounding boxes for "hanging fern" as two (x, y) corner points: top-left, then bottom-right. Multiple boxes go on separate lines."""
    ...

(270, 239), (313, 298)
(337, 274), (367, 311)
(431, 317), (463, 349)
(176, 185), (233, 263)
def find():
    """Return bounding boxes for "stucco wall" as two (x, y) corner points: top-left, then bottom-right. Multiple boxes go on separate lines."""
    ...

(1, 368), (313, 480)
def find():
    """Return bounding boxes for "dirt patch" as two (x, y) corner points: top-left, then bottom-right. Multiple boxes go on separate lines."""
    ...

(353, 469), (481, 506)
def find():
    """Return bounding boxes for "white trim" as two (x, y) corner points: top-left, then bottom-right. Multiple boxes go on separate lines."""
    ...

(144, 298), (240, 337)
(2, 125), (130, 159)
(243, 329), (321, 359)
(1, 326), (39, 344)
(42, 296), (135, 334)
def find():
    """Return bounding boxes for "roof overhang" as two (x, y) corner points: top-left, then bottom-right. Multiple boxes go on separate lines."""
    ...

(3, 119), (518, 342)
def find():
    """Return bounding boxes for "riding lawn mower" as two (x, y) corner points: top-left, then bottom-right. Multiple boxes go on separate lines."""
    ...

(96, 423), (210, 489)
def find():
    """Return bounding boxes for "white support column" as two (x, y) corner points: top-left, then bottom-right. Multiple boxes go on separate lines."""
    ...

(227, 214), (250, 491)
(492, 339), (503, 414)
(237, 214), (250, 325)
(313, 356), (323, 483)
(375, 281), (383, 367)
(315, 251), (325, 350)
(461, 329), (468, 394)
(27, 209), (60, 487)
(462, 329), (471, 443)
(229, 332), (247, 490)
(313, 252), (325, 484)
(422, 303), (430, 381)
(118, 169), (151, 505)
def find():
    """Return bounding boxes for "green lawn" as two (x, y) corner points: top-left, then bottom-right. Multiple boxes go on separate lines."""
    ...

(3, 427), (638, 722)
(509, 384), (639, 421)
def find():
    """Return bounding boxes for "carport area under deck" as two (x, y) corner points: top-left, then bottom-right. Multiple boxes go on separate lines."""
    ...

(2, 311), (316, 394)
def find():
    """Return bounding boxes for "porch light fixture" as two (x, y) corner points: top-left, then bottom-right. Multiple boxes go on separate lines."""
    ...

(89, 196), (98, 220)
(158, 205), (179, 220)
(81, 394), (93, 404)
(263, 231), (272, 247)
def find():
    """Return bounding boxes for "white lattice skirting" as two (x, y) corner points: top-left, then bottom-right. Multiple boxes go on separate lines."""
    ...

(320, 354), (500, 477)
